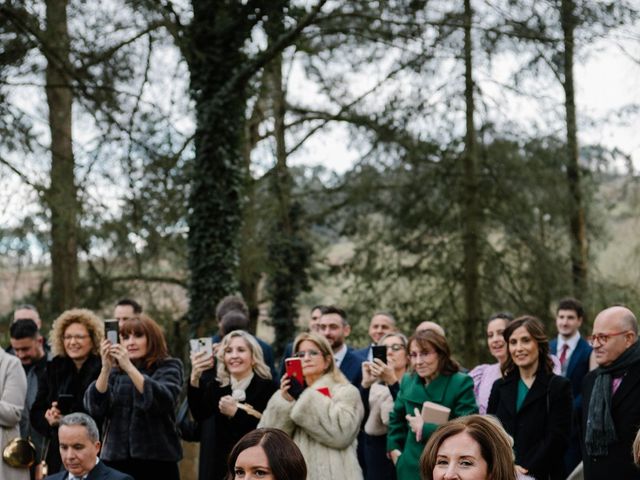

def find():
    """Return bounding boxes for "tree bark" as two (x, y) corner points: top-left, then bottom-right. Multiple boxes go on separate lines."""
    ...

(186, 1), (250, 335)
(561, 0), (588, 298)
(461, 0), (481, 363)
(44, 0), (78, 315)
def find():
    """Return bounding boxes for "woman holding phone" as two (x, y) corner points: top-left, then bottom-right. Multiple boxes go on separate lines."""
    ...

(31, 309), (103, 474)
(84, 314), (183, 480)
(386, 330), (477, 480)
(259, 332), (364, 480)
(361, 332), (410, 480)
(189, 329), (277, 480)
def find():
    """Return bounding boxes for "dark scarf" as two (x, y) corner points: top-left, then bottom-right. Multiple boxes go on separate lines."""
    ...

(585, 340), (640, 456)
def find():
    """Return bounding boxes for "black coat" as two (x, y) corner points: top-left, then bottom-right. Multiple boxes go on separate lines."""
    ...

(84, 358), (184, 463)
(31, 354), (102, 474)
(188, 372), (277, 480)
(487, 366), (572, 480)
(581, 361), (640, 479)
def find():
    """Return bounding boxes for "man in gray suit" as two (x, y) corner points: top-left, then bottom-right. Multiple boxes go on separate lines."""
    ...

(45, 413), (132, 480)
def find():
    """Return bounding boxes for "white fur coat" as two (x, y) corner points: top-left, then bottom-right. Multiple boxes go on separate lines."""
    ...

(259, 373), (364, 480)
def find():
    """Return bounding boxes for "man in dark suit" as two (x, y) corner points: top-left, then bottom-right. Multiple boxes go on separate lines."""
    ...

(45, 412), (132, 480)
(581, 306), (640, 479)
(317, 305), (364, 385)
(549, 297), (592, 473)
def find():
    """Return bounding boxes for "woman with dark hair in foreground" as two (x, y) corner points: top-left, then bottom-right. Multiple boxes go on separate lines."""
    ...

(226, 428), (307, 480)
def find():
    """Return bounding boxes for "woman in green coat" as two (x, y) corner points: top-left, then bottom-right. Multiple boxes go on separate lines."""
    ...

(386, 330), (478, 480)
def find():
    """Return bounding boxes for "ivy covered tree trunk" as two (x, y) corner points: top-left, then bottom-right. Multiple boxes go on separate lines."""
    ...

(461, 0), (481, 363)
(187, 2), (251, 334)
(561, 0), (589, 298)
(45, 0), (78, 315)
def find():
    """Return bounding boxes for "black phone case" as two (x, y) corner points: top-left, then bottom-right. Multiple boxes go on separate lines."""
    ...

(372, 345), (387, 364)
(288, 376), (306, 399)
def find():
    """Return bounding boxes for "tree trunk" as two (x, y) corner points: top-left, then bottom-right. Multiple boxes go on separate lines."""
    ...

(45, 0), (78, 316)
(561, 0), (588, 298)
(186, 1), (250, 335)
(461, 0), (481, 363)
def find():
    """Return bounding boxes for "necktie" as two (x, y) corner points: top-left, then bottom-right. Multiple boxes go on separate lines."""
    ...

(559, 343), (569, 367)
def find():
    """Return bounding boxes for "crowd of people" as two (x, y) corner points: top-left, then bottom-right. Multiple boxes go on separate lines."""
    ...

(2, 296), (640, 480)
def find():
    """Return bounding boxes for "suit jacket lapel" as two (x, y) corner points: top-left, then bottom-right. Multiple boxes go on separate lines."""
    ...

(565, 337), (587, 378)
(518, 370), (549, 412)
(499, 375), (518, 417)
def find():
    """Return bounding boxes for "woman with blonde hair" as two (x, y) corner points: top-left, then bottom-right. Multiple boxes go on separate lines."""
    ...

(189, 329), (277, 480)
(259, 332), (364, 480)
(420, 415), (517, 480)
(85, 314), (183, 480)
(31, 308), (103, 474)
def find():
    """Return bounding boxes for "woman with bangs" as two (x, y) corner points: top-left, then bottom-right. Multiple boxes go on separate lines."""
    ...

(386, 330), (478, 480)
(258, 332), (364, 480)
(487, 315), (572, 480)
(31, 308), (103, 474)
(84, 314), (183, 480)
(188, 329), (277, 480)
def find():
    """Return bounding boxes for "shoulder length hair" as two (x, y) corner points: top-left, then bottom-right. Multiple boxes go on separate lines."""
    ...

(501, 315), (553, 376)
(293, 332), (347, 384)
(120, 314), (169, 369)
(408, 330), (459, 377)
(50, 309), (104, 357)
(226, 428), (307, 480)
(216, 330), (272, 386)
(420, 415), (517, 480)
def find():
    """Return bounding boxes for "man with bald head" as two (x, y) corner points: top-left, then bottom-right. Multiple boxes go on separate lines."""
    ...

(581, 306), (640, 479)
(415, 320), (445, 337)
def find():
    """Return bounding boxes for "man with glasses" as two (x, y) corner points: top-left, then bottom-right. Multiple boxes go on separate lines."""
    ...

(581, 305), (640, 479)
(549, 297), (592, 473)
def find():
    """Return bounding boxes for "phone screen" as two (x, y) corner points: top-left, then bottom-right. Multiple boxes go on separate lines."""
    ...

(372, 345), (387, 364)
(104, 319), (119, 344)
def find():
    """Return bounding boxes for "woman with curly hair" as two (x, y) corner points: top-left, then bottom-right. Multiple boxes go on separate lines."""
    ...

(84, 314), (184, 480)
(31, 308), (104, 474)
(189, 329), (277, 480)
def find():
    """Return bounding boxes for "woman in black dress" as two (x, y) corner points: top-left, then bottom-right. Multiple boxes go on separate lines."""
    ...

(189, 329), (277, 480)
(31, 309), (103, 474)
(487, 315), (572, 480)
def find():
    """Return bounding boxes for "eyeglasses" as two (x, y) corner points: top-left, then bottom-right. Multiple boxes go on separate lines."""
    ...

(295, 350), (322, 358)
(63, 334), (89, 341)
(587, 331), (631, 346)
(409, 350), (437, 359)
(385, 344), (405, 352)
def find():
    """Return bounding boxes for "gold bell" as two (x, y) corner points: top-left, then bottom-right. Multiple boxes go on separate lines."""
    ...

(2, 437), (36, 468)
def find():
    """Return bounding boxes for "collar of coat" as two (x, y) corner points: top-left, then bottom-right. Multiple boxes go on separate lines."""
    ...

(399, 372), (455, 404)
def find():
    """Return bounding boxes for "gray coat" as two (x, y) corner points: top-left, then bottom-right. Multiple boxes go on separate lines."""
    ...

(0, 349), (29, 480)
(84, 358), (183, 462)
